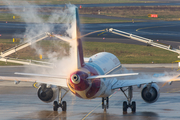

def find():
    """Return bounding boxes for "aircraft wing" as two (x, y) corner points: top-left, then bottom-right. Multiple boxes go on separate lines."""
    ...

(0, 76), (68, 88)
(161, 73), (180, 86)
(112, 78), (155, 90)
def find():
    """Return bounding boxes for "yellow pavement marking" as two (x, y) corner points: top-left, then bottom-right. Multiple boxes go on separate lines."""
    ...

(33, 82), (38, 88)
(82, 89), (120, 120)
(81, 102), (102, 120)
(136, 26), (162, 31)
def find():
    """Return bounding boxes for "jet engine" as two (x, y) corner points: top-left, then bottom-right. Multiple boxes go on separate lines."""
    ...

(37, 84), (58, 103)
(141, 83), (160, 103)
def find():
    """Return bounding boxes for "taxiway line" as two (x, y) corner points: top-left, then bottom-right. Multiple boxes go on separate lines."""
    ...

(51, 112), (63, 120)
(82, 89), (120, 120)
(135, 23), (180, 35)
(46, 111), (55, 119)
(136, 23), (177, 32)
(81, 102), (102, 120)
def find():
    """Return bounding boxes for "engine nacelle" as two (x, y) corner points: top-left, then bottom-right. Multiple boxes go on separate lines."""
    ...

(37, 84), (58, 103)
(141, 83), (160, 103)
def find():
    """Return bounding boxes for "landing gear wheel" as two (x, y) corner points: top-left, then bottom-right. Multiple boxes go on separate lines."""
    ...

(131, 101), (136, 113)
(62, 101), (67, 111)
(123, 101), (128, 113)
(53, 101), (58, 111)
(106, 97), (109, 109)
(102, 98), (104, 109)
(121, 86), (136, 114)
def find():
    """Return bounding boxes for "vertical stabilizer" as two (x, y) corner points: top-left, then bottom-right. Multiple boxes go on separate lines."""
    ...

(74, 7), (84, 69)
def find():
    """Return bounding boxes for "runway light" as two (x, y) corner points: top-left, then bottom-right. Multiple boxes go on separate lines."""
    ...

(0, 34), (1, 36)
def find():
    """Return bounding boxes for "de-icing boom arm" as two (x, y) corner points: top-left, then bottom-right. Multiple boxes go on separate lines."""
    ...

(0, 32), (55, 67)
(106, 28), (180, 58)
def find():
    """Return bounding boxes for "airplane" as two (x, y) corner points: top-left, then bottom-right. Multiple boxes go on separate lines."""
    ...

(0, 6), (161, 113)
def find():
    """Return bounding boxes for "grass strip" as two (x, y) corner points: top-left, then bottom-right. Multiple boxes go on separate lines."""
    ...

(83, 41), (178, 64)
(80, 17), (131, 23)
(0, 39), (178, 65)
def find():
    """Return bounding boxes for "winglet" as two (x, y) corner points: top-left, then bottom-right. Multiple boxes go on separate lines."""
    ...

(162, 74), (180, 87)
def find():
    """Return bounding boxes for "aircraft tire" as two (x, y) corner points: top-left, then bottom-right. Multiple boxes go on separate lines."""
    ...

(102, 98), (104, 109)
(123, 101), (128, 113)
(131, 101), (136, 113)
(53, 101), (58, 111)
(62, 101), (67, 111)
(106, 97), (109, 109)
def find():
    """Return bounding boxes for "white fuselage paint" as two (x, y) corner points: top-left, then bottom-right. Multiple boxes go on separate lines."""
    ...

(86, 52), (121, 98)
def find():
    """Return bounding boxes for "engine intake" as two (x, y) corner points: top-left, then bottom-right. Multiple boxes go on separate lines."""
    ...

(141, 83), (160, 103)
(37, 84), (58, 103)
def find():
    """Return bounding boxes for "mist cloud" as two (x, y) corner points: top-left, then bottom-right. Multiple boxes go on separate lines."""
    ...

(3, 0), (78, 76)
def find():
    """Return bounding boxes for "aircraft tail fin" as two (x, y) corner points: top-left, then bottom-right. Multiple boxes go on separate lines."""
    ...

(74, 7), (84, 69)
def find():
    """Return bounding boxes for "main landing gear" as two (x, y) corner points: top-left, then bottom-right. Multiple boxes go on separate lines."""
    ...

(53, 87), (68, 111)
(121, 86), (136, 114)
(102, 97), (109, 111)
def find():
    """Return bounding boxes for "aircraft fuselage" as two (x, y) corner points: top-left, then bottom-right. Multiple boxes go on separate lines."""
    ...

(67, 52), (121, 99)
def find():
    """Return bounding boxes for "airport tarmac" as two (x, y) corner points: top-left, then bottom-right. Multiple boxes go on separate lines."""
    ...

(1, 4), (180, 120)
(0, 65), (180, 120)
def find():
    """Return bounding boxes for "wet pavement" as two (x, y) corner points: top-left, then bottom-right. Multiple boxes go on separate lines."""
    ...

(1, 85), (180, 120)
(0, 66), (180, 120)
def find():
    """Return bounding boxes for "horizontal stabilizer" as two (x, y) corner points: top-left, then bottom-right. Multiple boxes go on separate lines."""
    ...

(14, 72), (67, 79)
(0, 76), (67, 88)
(87, 73), (139, 79)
